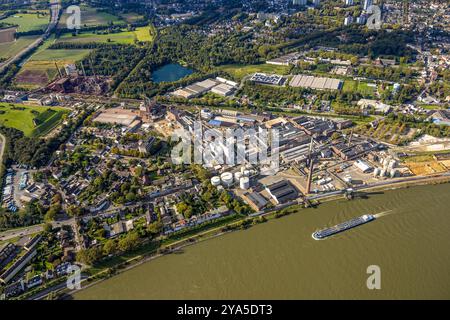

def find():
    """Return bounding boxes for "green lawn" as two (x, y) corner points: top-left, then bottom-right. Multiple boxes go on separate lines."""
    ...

(0, 103), (69, 137)
(218, 63), (291, 80)
(342, 79), (377, 97)
(56, 26), (154, 45)
(0, 12), (49, 32)
(0, 35), (40, 60)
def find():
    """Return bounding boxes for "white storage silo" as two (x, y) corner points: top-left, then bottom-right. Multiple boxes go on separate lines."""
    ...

(234, 172), (243, 181)
(240, 177), (250, 190)
(243, 170), (250, 177)
(390, 169), (398, 178)
(211, 176), (221, 187)
(373, 168), (381, 177)
(221, 172), (234, 187)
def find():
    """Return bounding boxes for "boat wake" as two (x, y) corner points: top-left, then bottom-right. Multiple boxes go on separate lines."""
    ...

(373, 210), (394, 219)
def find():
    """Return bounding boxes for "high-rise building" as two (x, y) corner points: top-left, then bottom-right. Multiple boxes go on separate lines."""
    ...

(344, 0), (354, 6)
(363, 0), (373, 10)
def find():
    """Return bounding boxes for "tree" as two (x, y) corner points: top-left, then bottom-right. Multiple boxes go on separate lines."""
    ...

(103, 239), (117, 256)
(118, 232), (140, 252)
(43, 223), (53, 233)
(76, 247), (102, 265)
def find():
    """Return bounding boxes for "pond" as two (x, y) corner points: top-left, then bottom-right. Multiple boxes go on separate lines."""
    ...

(151, 63), (194, 83)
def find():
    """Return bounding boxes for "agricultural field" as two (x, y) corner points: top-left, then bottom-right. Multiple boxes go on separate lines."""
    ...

(342, 79), (378, 97)
(0, 103), (69, 137)
(14, 35), (91, 88)
(0, 35), (40, 60)
(58, 5), (124, 29)
(218, 63), (291, 80)
(120, 13), (145, 23)
(55, 26), (154, 45)
(0, 12), (49, 32)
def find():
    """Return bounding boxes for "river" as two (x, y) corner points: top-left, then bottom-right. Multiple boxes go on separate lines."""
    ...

(74, 183), (450, 299)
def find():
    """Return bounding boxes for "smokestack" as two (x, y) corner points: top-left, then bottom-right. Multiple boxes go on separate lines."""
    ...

(54, 61), (63, 78)
(348, 129), (354, 147)
(306, 137), (314, 195)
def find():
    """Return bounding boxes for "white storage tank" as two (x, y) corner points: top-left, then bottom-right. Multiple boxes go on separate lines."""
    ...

(240, 177), (250, 190)
(380, 169), (386, 177)
(389, 160), (397, 169)
(234, 172), (243, 181)
(390, 169), (398, 178)
(221, 172), (234, 187)
(211, 176), (221, 187)
(243, 170), (250, 177)
(373, 168), (381, 177)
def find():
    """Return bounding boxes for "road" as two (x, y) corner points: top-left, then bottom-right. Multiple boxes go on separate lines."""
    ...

(0, 0), (61, 73)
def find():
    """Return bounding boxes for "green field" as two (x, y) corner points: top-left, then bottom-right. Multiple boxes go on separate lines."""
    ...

(342, 79), (377, 97)
(0, 103), (69, 137)
(0, 12), (49, 32)
(56, 26), (154, 45)
(29, 48), (91, 61)
(218, 63), (291, 80)
(0, 35), (39, 60)
(58, 5), (124, 29)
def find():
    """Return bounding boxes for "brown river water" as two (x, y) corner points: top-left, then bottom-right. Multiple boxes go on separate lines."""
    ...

(74, 183), (450, 299)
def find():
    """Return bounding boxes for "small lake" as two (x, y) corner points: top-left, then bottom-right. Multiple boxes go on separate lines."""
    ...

(151, 63), (194, 83)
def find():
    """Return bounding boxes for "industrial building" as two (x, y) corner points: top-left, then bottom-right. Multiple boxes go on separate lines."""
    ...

(266, 52), (301, 66)
(290, 74), (343, 91)
(265, 180), (299, 204)
(331, 140), (379, 160)
(211, 83), (235, 96)
(250, 73), (285, 86)
(242, 192), (268, 211)
(293, 116), (336, 136)
(173, 77), (237, 98)
(93, 108), (142, 131)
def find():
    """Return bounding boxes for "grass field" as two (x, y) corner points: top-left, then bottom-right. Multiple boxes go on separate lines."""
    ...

(120, 13), (145, 23)
(218, 63), (291, 80)
(56, 26), (154, 45)
(58, 5), (124, 29)
(342, 80), (377, 97)
(0, 35), (40, 60)
(0, 103), (69, 137)
(0, 12), (49, 32)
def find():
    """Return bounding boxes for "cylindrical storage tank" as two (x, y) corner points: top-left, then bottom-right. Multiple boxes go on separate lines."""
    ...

(390, 169), (398, 178)
(380, 169), (386, 177)
(240, 177), (250, 190)
(211, 176), (221, 187)
(390, 160), (397, 169)
(373, 168), (381, 177)
(221, 172), (233, 187)
(243, 170), (250, 177)
(234, 172), (243, 181)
